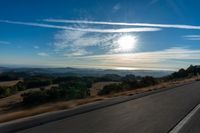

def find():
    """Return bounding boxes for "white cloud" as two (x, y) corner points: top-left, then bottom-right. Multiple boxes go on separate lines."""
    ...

(64, 49), (91, 57)
(83, 47), (200, 60)
(183, 35), (200, 40)
(54, 30), (92, 50)
(4, 47), (198, 70)
(148, 0), (160, 5)
(54, 30), (141, 56)
(0, 20), (160, 33)
(0, 41), (10, 45)
(2, 19), (200, 70)
(3, 19), (200, 35)
(113, 3), (121, 11)
(34, 46), (39, 49)
(44, 19), (200, 30)
(54, 30), (122, 55)
(37, 52), (49, 56)
(76, 47), (200, 70)
(54, 30), (102, 49)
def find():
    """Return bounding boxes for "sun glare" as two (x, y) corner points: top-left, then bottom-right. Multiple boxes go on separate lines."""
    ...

(117, 35), (137, 52)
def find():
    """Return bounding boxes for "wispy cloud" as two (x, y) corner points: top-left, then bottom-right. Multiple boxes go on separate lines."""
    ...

(76, 47), (200, 70)
(3, 47), (199, 70)
(34, 46), (39, 49)
(0, 41), (10, 45)
(54, 30), (121, 55)
(64, 49), (91, 57)
(183, 35), (200, 40)
(37, 52), (49, 56)
(82, 47), (200, 60)
(0, 20), (160, 33)
(113, 3), (121, 11)
(2, 19), (200, 70)
(54, 29), (140, 56)
(148, 0), (160, 6)
(44, 19), (200, 30)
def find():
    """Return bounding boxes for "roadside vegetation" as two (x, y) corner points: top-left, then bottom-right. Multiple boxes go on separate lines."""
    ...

(98, 75), (157, 95)
(99, 65), (200, 95)
(0, 65), (199, 123)
(0, 81), (25, 98)
(0, 65), (199, 116)
(22, 81), (90, 105)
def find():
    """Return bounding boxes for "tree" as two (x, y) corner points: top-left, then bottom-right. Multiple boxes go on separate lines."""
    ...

(139, 76), (157, 87)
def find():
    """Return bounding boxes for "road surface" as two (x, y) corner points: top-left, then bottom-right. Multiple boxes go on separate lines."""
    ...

(13, 82), (200, 133)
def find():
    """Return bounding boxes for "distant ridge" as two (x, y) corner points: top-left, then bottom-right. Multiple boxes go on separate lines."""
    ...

(0, 67), (173, 77)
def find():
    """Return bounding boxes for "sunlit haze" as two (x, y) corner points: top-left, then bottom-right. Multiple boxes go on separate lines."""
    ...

(117, 35), (137, 52)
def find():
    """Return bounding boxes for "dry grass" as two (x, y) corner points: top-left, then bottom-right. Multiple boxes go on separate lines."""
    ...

(107, 77), (197, 97)
(0, 77), (198, 123)
(0, 97), (107, 123)
(90, 82), (120, 96)
(0, 93), (23, 110)
(0, 80), (21, 87)
(0, 85), (58, 113)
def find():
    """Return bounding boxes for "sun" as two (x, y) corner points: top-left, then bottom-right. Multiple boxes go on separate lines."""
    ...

(117, 35), (137, 52)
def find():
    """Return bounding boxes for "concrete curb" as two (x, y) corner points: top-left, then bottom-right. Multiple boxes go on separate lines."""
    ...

(0, 81), (196, 133)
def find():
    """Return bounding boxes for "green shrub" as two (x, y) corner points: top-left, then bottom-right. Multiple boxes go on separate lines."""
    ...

(0, 72), (19, 81)
(98, 76), (158, 95)
(59, 81), (90, 99)
(21, 81), (90, 105)
(21, 90), (49, 105)
(0, 80), (27, 98)
(98, 83), (127, 95)
(139, 76), (158, 87)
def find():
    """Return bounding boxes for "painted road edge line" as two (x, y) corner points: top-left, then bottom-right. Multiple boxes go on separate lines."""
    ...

(169, 104), (200, 133)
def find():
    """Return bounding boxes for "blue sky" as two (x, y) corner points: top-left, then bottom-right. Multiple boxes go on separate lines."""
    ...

(0, 0), (200, 70)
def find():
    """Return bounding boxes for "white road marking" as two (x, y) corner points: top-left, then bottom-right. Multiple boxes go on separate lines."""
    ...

(169, 104), (200, 133)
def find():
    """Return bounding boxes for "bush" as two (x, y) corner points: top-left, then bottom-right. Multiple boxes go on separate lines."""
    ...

(15, 81), (25, 91)
(21, 90), (49, 105)
(139, 76), (158, 87)
(24, 78), (52, 89)
(171, 68), (188, 79)
(98, 84), (119, 95)
(0, 72), (19, 81)
(98, 76), (158, 95)
(97, 74), (122, 82)
(186, 65), (200, 76)
(0, 82), (26, 98)
(21, 81), (90, 105)
(98, 83), (128, 95)
(53, 76), (94, 88)
(0, 87), (10, 98)
(122, 75), (139, 89)
(59, 81), (90, 99)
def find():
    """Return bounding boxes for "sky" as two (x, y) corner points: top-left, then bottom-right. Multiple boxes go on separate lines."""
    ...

(0, 0), (200, 70)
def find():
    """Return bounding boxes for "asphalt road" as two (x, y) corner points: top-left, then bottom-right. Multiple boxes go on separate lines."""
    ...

(186, 111), (200, 133)
(178, 104), (200, 133)
(17, 81), (200, 133)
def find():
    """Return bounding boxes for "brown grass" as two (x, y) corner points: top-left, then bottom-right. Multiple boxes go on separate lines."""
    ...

(0, 77), (198, 123)
(107, 77), (197, 97)
(90, 82), (120, 96)
(0, 80), (21, 87)
(0, 97), (107, 123)
(0, 85), (58, 109)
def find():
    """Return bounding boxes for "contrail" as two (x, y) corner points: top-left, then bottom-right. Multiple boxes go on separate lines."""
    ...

(44, 19), (200, 30)
(0, 20), (160, 33)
